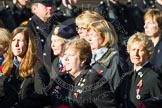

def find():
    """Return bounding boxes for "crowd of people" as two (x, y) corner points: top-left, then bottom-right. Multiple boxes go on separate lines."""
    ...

(0, 0), (162, 108)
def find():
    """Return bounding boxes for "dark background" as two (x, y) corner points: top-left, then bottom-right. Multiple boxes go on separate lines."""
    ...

(0, 0), (100, 8)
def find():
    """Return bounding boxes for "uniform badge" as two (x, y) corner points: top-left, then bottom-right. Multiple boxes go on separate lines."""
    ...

(138, 72), (143, 78)
(21, 21), (28, 26)
(54, 27), (59, 35)
(80, 83), (84, 87)
(136, 94), (141, 99)
(82, 79), (86, 82)
(53, 85), (61, 94)
(136, 74), (143, 100)
(77, 89), (83, 94)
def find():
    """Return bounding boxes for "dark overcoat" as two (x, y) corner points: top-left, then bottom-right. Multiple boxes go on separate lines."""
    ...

(115, 63), (162, 108)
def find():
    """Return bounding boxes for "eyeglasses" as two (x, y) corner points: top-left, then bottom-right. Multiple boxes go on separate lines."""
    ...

(76, 26), (87, 31)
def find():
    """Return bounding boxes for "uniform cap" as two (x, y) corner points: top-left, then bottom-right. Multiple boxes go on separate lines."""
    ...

(33, 0), (53, 6)
(53, 24), (77, 39)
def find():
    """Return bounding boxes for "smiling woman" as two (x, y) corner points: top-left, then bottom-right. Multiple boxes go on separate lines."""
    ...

(115, 32), (162, 108)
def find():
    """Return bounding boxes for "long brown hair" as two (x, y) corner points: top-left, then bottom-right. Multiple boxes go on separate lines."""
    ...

(2, 27), (38, 78)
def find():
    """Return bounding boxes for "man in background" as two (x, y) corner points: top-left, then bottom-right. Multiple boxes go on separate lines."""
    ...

(0, 0), (32, 31)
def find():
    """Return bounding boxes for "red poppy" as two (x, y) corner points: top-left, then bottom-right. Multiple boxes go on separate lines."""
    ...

(137, 80), (143, 87)
(56, 105), (69, 108)
(60, 66), (66, 72)
(137, 102), (146, 108)
(74, 92), (78, 98)
(0, 66), (2, 72)
(97, 70), (103, 74)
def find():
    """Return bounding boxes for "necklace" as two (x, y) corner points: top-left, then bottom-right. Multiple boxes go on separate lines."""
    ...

(136, 72), (143, 99)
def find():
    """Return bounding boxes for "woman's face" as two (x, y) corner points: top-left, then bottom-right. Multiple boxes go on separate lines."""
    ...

(51, 35), (65, 57)
(76, 24), (87, 39)
(144, 18), (160, 37)
(129, 41), (149, 68)
(64, 47), (84, 77)
(86, 28), (104, 52)
(11, 32), (27, 59)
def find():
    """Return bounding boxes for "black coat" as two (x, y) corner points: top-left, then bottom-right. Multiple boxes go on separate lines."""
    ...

(0, 62), (50, 108)
(0, 2), (32, 31)
(49, 61), (118, 108)
(115, 63), (162, 108)
(14, 65), (118, 108)
(57, 3), (82, 19)
(27, 15), (58, 73)
(70, 65), (118, 108)
(150, 37), (162, 67)
(138, 95), (162, 108)
(50, 57), (60, 80)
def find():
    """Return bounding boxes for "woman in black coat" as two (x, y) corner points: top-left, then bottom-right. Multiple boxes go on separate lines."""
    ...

(59, 38), (118, 108)
(0, 27), (50, 107)
(115, 32), (162, 108)
(14, 38), (118, 108)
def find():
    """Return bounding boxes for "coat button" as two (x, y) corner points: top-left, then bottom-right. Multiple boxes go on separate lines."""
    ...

(36, 26), (40, 29)
(43, 53), (46, 56)
(41, 39), (44, 42)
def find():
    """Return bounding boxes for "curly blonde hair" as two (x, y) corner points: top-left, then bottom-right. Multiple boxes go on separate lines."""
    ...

(127, 32), (154, 59)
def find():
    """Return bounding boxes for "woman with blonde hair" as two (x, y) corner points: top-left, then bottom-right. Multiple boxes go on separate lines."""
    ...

(115, 32), (162, 108)
(12, 38), (118, 108)
(75, 10), (104, 39)
(86, 19), (120, 91)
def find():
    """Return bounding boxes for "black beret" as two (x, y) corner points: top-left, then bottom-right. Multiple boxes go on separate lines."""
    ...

(53, 24), (77, 39)
(32, 0), (53, 6)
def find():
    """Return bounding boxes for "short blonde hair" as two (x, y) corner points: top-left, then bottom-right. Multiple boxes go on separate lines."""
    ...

(127, 32), (154, 59)
(144, 8), (162, 32)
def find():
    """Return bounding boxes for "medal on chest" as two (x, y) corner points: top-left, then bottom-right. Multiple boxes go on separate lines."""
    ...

(136, 72), (143, 100)
(74, 78), (86, 98)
